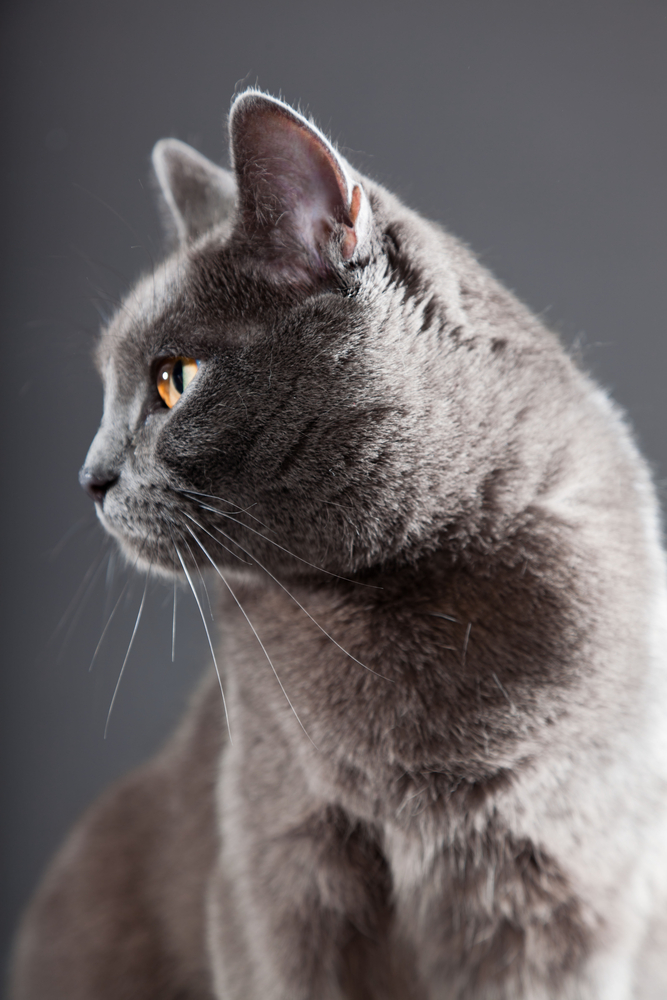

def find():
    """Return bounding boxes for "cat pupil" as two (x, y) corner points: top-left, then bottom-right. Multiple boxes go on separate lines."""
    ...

(173, 360), (184, 395)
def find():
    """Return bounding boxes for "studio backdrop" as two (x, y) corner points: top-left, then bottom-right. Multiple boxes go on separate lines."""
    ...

(2, 0), (666, 978)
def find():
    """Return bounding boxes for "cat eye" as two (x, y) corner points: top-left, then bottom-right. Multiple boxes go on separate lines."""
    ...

(157, 357), (200, 408)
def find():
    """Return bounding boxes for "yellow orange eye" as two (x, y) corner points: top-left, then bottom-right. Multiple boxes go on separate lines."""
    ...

(157, 357), (200, 408)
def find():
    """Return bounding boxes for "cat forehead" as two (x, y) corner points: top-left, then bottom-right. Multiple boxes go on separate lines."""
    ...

(96, 254), (190, 365)
(94, 242), (322, 377)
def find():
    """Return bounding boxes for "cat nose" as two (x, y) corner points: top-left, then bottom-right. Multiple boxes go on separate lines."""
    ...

(79, 467), (118, 505)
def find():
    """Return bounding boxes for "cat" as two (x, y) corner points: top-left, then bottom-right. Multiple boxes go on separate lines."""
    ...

(10, 89), (667, 999)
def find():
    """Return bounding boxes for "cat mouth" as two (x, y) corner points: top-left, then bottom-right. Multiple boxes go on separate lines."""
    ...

(94, 490), (251, 579)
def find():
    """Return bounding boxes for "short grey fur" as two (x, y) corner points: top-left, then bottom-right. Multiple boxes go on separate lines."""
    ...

(11, 90), (667, 999)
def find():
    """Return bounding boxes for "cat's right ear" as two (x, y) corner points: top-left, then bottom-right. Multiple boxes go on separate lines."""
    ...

(151, 138), (236, 244)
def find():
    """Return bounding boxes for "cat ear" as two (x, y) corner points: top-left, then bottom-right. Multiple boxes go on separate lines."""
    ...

(229, 90), (372, 282)
(152, 138), (237, 243)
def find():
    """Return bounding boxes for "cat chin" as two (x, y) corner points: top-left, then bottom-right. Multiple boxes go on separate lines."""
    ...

(119, 536), (185, 580)
(106, 522), (257, 588)
(95, 508), (182, 580)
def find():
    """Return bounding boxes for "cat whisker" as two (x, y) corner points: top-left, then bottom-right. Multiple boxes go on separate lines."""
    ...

(90, 576), (131, 672)
(73, 182), (157, 321)
(491, 672), (517, 715)
(88, 297), (111, 323)
(182, 511), (390, 683)
(129, 242), (158, 314)
(192, 550), (215, 621)
(68, 242), (133, 296)
(91, 549), (144, 672)
(184, 511), (251, 567)
(54, 547), (113, 664)
(425, 612), (461, 624)
(172, 535), (232, 744)
(103, 549), (119, 621)
(84, 276), (141, 326)
(72, 181), (135, 234)
(51, 545), (107, 642)
(183, 523), (317, 749)
(461, 622), (472, 669)
(317, 498), (357, 511)
(175, 487), (265, 526)
(104, 564), (152, 739)
(172, 574), (177, 663)
(181, 510), (253, 565)
(187, 498), (382, 590)
(135, 180), (162, 315)
(49, 515), (97, 559)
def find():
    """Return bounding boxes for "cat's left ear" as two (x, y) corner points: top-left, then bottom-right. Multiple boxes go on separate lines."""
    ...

(229, 91), (372, 283)
(152, 138), (237, 243)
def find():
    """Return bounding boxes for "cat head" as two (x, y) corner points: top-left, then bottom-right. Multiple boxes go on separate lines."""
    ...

(80, 90), (552, 581)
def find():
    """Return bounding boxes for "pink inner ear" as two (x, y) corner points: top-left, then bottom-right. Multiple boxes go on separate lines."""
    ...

(286, 122), (350, 250)
(234, 101), (353, 259)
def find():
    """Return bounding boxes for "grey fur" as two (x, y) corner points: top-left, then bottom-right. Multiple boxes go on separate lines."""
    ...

(11, 90), (667, 999)
(153, 137), (237, 245)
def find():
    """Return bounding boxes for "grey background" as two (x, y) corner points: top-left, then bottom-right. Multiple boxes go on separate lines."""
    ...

(2, 0), (666, 982)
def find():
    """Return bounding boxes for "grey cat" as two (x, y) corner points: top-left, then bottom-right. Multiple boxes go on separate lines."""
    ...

(11, 90), (667, 999)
